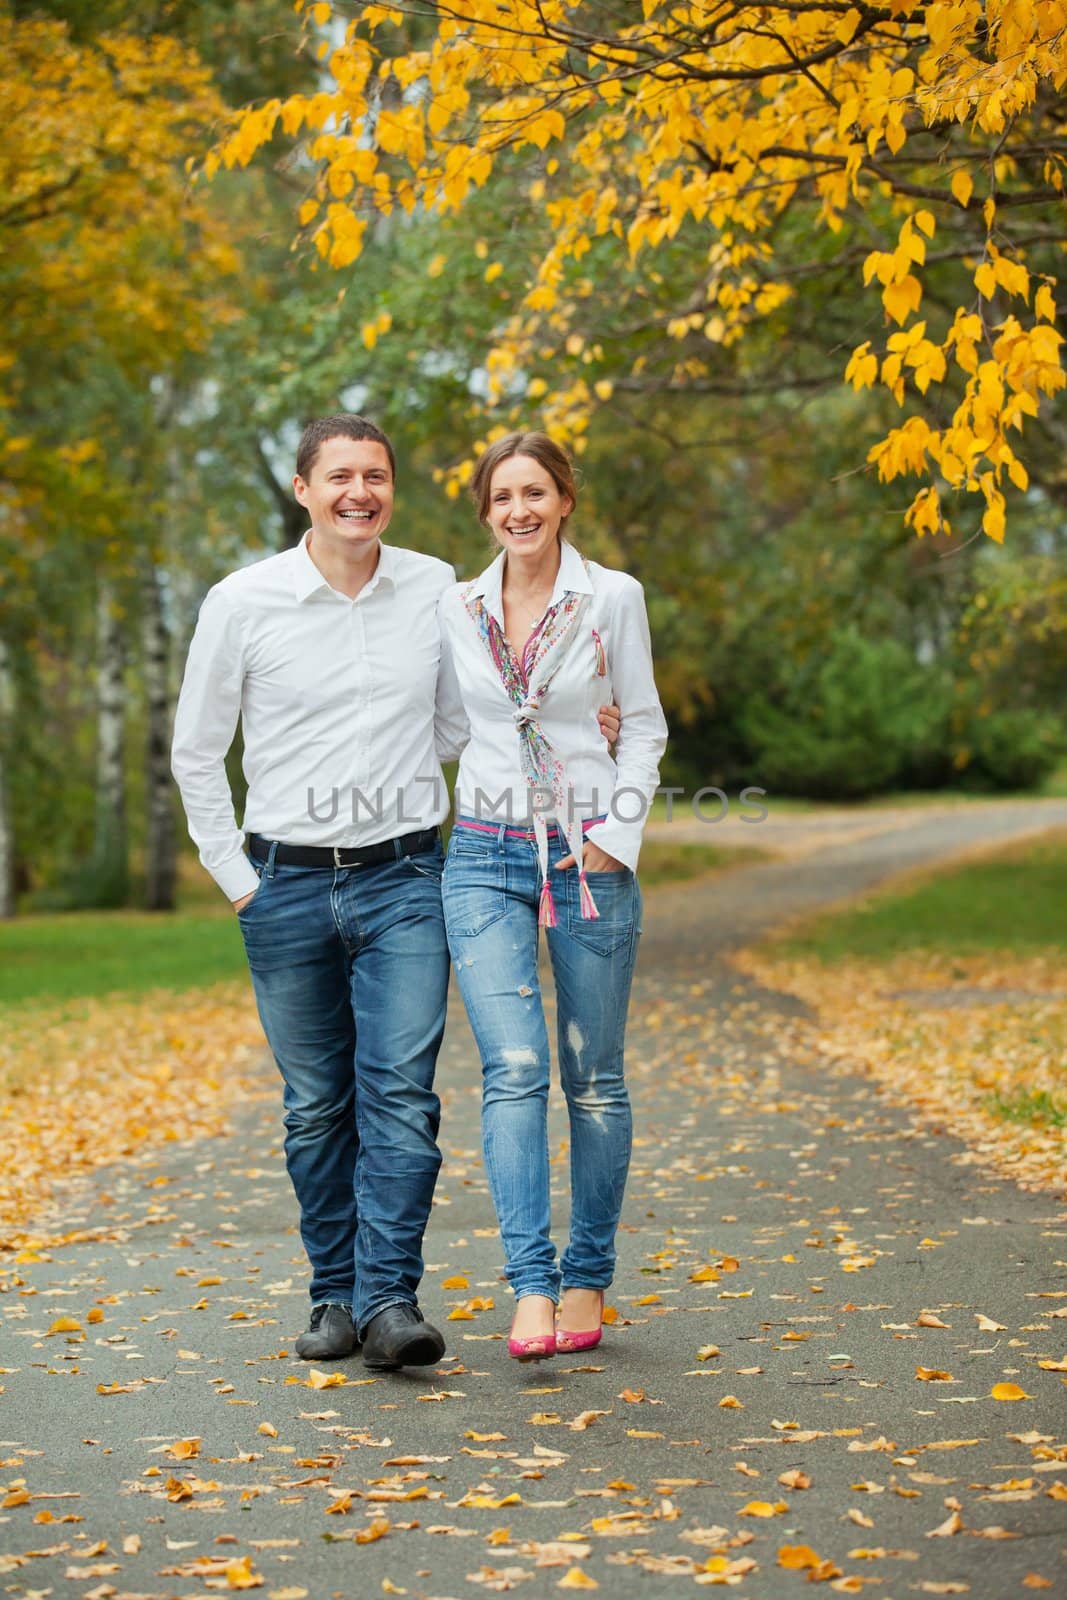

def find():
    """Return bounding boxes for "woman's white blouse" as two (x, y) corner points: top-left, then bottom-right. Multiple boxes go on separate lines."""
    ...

(437, 541), (669, 872)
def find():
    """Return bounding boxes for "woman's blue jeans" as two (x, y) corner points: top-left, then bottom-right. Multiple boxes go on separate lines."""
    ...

(441, 820), (640, 1302)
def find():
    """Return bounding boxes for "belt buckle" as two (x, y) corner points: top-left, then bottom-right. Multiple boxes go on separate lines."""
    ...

(333, 845), (344, 868)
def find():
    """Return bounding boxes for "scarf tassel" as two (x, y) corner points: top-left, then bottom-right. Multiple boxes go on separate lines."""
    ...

(578, 870), (600, 921)
(538, 876), (559, 929)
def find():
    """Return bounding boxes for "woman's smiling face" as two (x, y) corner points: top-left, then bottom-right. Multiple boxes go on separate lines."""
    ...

(486, 453), (573, 562)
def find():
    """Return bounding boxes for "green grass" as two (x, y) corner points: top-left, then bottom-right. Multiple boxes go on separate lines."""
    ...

(639, 840), (765, 887)
(0, 842), (750, 1010)
(0, 907), (248, 1008)
(773, 829), (1067, 963)
(986, 1088), (1067, 1130)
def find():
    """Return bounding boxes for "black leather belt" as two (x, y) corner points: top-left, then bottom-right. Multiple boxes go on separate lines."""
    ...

(248, 827), (439, 870)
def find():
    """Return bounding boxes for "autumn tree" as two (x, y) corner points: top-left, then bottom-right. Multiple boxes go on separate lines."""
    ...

(1, 8), (238, 909)
(221, 0), (1066, 543)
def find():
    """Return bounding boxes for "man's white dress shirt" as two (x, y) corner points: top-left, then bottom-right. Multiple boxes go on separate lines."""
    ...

(172, 536), (467, 902)
(437, 541), (668, 872)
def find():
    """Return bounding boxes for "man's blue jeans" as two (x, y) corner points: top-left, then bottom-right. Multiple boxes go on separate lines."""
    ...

(237, 840), (448, 1334)
(441, 821), (640, 1303)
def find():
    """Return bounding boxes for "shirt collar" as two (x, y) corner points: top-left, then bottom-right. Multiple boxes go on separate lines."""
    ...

(468, 540), (590, 627)
(291, 531), (398, 603)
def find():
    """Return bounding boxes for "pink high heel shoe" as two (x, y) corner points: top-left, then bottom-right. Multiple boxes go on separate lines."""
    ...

(508, 1297), (557, 1362)
(555, 1289), (604, 1355)
(507, 1330), (556, 1362)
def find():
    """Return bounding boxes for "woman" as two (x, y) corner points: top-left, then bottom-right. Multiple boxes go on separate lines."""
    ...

(438, 431), (668, 1361)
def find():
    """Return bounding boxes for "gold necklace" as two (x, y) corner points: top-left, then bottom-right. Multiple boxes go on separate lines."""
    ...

(506, 587), (554, 629)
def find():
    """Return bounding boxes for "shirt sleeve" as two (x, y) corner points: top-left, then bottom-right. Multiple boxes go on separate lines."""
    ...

(434, 591), (471, 763)
(584, 577), (669, 873)
(170, 584), (260, 902)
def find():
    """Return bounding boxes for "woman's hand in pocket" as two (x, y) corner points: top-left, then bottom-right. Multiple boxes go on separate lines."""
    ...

(556, 841), (626, 873)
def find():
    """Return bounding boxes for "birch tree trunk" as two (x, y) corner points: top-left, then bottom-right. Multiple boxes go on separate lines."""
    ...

(141, 562), (177, 910)
(92, 580), (129, 905)
(0, 634), (14, 919)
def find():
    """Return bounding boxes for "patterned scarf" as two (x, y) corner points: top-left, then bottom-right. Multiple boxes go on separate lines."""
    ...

(464, 561), (600, 927)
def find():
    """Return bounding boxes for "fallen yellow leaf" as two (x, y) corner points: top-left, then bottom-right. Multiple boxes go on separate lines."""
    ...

(354, 1517), (390, 1544)
(307, 1369), (346, 1390)
(991, 1383), (1032, 1401)
(927, 1510), (963, 1537)
(777, 1545), (822, 1570)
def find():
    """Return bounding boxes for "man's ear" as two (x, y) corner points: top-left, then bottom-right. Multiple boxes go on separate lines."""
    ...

(293, 475), (309, 507)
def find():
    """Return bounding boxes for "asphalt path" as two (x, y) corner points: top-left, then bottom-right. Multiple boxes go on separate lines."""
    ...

(2, 799), (1066, 1599)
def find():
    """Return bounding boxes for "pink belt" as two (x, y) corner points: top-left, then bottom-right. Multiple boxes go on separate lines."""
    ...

(453, 816), (603, 842)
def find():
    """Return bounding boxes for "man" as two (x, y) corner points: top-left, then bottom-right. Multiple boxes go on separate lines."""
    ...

(172, 414), (616, 1372)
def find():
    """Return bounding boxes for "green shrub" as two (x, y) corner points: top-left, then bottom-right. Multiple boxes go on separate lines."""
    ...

(962, 707), (1063, 791)
(737, 629), (943, 799)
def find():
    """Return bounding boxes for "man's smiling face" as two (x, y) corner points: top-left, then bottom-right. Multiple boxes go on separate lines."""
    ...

(293, 435), (395, 555)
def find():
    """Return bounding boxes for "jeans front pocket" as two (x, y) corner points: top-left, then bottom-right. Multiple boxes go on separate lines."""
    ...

(236, 861), (266, 922)
(442, 839), (508, 939)
(404, 843), (445, 883)
(565, 866), (637, 955)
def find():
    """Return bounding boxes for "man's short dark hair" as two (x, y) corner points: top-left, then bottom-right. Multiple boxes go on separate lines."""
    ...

(295, 415), (396, 483)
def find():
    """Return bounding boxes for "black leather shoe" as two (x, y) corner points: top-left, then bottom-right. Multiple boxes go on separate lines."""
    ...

(295, 1302), (359, 1361)
(361, 1303), (445, 1371)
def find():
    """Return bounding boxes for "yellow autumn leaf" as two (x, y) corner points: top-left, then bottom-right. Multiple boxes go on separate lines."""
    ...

(557, 1570), (597, 1590)
(354, 1516), (390, 1543)
(307, 1369), (347, 1389)
(883, 274), (922, 324)
(167, 1439), (201, 1460)
(257, 1422), (279, 1437)
(225, 1556), (263, 1590)
(778, 1544), (822, 1570)
(951, 169), (974, 207)
(975, 261), (998, 299)
(991, 1383), (1032, 1401)
(916, 1366), (954, 1381)
(48, 1316), (82, 1333)
(740, 1500), (787, 1517)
